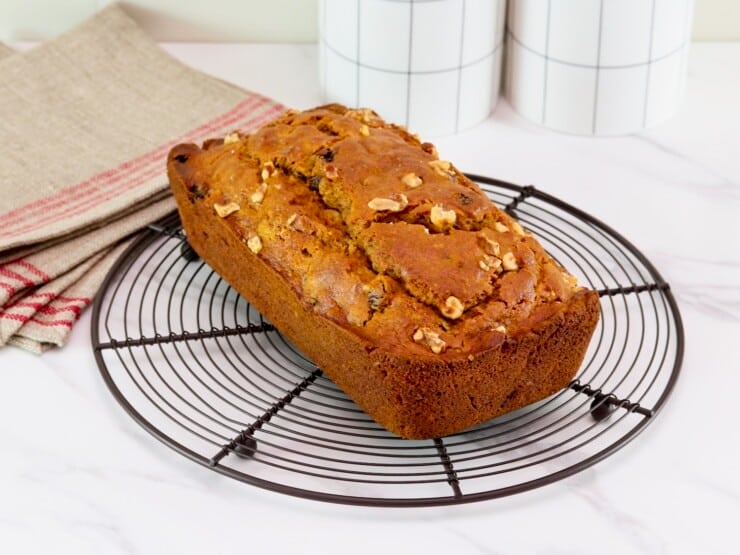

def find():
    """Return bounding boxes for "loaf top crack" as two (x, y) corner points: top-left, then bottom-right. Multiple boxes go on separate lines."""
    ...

(169, 104), (589, 359)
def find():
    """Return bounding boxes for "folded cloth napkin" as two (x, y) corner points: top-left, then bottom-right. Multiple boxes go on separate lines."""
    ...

(0, 5), (286, 352)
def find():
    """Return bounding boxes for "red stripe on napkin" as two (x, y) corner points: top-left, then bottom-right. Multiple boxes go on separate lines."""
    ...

(0, 282), (15, 296)
(26, 292), (91, 303)
(9, 300), (86, 316)
(56, 296), (91, 303)
(0, 293), (90, 328)
(0, 100), (286, 239)
(0, 96), (266, 232)
(0, 313), (75, 328)
(0, 260), (58, 298)
(0, 267), (35, 287)
(12, 260), (51, 281)
(0, 259), (51, 288)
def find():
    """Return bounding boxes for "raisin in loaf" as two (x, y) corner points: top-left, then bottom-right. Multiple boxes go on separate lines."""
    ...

(167, 104), (599, 439)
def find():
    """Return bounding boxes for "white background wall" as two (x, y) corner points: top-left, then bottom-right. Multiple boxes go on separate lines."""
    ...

(0, 0), (737, 43)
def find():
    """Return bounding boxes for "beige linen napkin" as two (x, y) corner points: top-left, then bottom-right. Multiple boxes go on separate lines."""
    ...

(0, 5), (286, 352)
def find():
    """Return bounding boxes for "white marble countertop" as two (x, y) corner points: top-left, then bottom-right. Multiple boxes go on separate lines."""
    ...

(1, 42), (739, 555)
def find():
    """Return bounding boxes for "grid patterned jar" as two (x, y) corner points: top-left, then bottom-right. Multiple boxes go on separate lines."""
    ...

(319, 0), (507, 137)
(505, 0), (695, 136)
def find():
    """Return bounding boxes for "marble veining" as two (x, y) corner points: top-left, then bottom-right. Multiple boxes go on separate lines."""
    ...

(567, 478), (667, 554)
(650, 252), (740, 321)
(636, 136), (740, 193)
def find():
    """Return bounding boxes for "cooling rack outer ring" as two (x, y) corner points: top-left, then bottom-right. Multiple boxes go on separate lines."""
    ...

(91, 175), (684, 507)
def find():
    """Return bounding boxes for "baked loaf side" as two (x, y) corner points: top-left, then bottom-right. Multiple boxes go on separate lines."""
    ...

(167, 104), (600, 439)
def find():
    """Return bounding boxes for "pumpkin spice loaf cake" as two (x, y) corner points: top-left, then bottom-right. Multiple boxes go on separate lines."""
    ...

(167, 104), (599, 439)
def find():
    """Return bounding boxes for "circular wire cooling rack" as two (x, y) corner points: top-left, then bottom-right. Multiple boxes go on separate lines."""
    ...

(92, 175), (684, 507)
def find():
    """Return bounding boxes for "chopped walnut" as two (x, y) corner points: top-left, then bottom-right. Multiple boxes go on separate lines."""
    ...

(250, 183), (268, 204)
(441, 296), (464, 319)
(502, 252), (519, 271)
(421, 142), (439, 158)
(428, 159), (452, 176)
(359, 124), (370, 137)
(563, 272), (579, 288)
(511, 221), (525, 236)
(247, 235), (262, 254)
(430, 205), (456, 229)
(483, 237), (501, 256)
(350, 108), (375, 123)
(494, 221), (509, 233)
(213, 201), (240, 218)
(223, 132), (240, 145)
(368, 194), (408, 212)
(325, 165), (339, 180)
(412, 327), (447, 354)
(401, 172), (423, 188)
(494, 325), (507, 334)
(367, 198), (397, 212)
(479, 255), (502, 272)
(261, 161), (276, 181)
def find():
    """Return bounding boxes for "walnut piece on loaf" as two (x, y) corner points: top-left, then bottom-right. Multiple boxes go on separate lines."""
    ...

(167, 104), (600, 439)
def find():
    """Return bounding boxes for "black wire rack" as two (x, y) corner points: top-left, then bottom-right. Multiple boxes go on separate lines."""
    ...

(91, 175), (684, 507)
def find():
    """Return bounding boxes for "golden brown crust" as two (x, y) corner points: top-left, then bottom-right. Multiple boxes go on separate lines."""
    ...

(166, 104), (600, 439)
